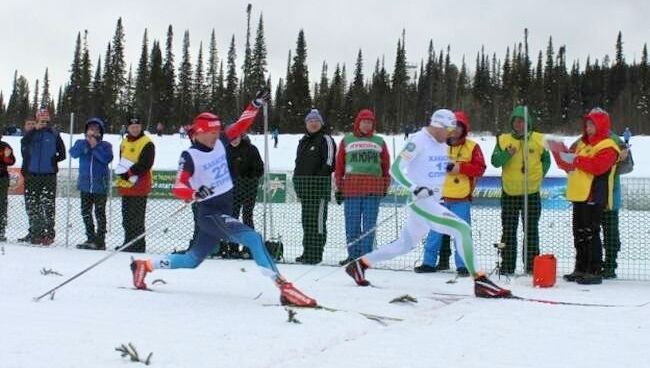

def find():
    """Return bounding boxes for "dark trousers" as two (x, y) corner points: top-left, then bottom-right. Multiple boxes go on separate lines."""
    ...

(300, 197), (328, 262)
(0, 177), (8, 236)
(23, 175), (33, 237)
(601, 209), (620, 273)
(26, 174), (57, 238)
(572, 202), (604, 274)
(81, 192), (107, 242)
(438, 235), (452, 267)
(121, 196), (148, 253)
(233, 194), (256, 229)
(500, 192), (541, 273)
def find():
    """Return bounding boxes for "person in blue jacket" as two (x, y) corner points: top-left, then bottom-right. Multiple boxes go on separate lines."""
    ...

(70, 118), (114, 250)
(22, 109), (66, 245)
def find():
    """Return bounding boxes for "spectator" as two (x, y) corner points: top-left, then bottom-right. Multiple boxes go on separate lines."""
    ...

(490, 106), (550, 274)
(70, 118), (114, 250)
(21, 108), (66, 245)
(115, 118), (155, 253)
(156, 122), (165, 137)
(17, 119), (36, 243)
(293, 109), (336, 264)
(334, 109), (390, 265)
(599, 130), (633, 279)
(0, 131), (16, 241)
(554, 108), (619, 285)
(179, 125), (187, 139)
(271, 127), (279, 148)
(119, 124), (127, 137)
(416, 111), (486, 276)
(223, 134), (264, 258)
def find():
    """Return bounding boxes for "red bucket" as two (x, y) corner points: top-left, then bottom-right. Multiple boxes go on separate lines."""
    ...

(533, 254), (556, 287)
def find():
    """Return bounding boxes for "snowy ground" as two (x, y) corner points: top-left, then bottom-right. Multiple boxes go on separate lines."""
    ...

(1, 244), (649, 368)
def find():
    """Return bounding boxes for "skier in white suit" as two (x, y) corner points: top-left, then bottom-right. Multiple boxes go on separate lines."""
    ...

(345, 109), (511, 298)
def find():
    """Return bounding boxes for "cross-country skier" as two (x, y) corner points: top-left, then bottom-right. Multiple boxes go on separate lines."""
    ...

(344, 109), (512, 298)
(130, 90), (318, 307)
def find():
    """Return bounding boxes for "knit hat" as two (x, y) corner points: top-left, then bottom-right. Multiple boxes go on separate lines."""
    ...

(305, 109), (324, 125)
(190, 112), (222, 134)
(429, 109), (457, 129)
(85, 117), (106, 137)
(127, 118), (142, 126)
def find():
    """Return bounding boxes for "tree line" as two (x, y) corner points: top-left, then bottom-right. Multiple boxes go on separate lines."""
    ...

(0, 13), (648, 136)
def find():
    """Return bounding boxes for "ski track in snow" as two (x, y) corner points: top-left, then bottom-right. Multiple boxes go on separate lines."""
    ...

(1, 245), (650, 367)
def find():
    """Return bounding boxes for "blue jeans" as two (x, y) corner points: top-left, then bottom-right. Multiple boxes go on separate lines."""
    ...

(422, 200), (471, 269)
(344, 195), (381, 259)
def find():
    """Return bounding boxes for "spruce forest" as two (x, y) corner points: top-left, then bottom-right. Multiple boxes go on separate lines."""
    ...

(1, 16), (648, 135)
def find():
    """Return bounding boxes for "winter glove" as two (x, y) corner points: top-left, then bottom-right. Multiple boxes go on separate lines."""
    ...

(335, 190), (344, 205)
(559, 152), (576, 164)
(195, 185), (215, 200)
(413, 186), (434, 200)
(252, 88), (271, 108)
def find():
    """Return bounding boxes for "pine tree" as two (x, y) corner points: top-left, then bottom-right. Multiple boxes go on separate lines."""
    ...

(241, 3), (254, 105)
(249, 14), (268, 95)
(6, 72), (31, 125)
(111, 18), (127, 128)
(148, 40), (164, 125)
(285, 29), (312, 128)
(123, 65), (135, 118)
(391, 36), (409, 133)
(134, 29), (150, 123)
(325, 63), (345, 132)
(207, 29), (219, 113)
(194, 41), (207, 114)
(0, 92), (5, 128)
(370, 57), (391, 130)
(41, 68), (51, 109)
(344, 49), (368, 129)
(223, 35), (239, 123)
(314, 61), (329, 111)
(31, 79), (39, 116)
(176, 30), (194, 128)
(90, 56), (104, 118)
(160, 25), (176, 126)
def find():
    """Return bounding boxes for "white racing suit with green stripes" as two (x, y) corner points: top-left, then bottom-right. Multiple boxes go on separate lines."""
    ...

(362, 128), (478, 275)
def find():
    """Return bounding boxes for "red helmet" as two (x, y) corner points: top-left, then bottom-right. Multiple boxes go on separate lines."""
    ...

(190, 112), (222, 135)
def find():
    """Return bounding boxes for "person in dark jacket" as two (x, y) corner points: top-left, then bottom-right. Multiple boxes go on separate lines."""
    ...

(17, 119), (36, 242)
(22, 108), (66, 245)
(293, 109), (336, 264)
(70, 118), (114, 250)
(115, 118), (155, 253)
(0, 132), (16, 241)
(227, 134), (264, 228)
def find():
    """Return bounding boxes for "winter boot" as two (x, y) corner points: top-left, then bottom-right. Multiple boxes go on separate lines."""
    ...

(338, 257), (353, 266)
(277, 279), (318, 307)
(576, 273), (602, 285)
(601, 268), (617, 279)
(130, 259), (153, 289)
(345, 258), (370, 286)
(474, 274), (512, 298)
(76, 239), (97, 250)
(17, 234), (31, 242)
(414, 264), (437, 273)
(563, 270), (586, 282)
(456, 267), (470, 277)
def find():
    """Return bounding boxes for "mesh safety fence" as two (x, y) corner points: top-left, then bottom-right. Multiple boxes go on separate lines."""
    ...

(3, 170), (649, 281)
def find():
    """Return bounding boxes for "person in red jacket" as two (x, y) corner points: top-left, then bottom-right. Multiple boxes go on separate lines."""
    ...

(334, 109), (390, 265)
(415, 112), (486, 276)
(130, 90), (317, 307)
(553, 108), (619, 285)
(0, 133), (16, 241)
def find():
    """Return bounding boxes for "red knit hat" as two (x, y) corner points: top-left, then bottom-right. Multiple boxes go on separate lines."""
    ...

(190, 112), (222, 135)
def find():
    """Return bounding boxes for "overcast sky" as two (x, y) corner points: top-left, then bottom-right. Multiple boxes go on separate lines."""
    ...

(1, 0), (648, 102)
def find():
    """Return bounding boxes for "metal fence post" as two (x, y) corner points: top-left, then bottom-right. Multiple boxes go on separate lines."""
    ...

(64, 113), (74, 247)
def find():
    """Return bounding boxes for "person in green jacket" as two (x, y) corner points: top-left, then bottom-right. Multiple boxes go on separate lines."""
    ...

(491, 106), (550, 274)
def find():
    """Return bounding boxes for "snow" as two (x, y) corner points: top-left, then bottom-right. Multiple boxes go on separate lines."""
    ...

(1, 245), (649, 367)
(2, 130), (649, 367)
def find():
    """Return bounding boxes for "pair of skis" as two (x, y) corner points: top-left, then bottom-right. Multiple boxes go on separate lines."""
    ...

(430, 291), (650, 308)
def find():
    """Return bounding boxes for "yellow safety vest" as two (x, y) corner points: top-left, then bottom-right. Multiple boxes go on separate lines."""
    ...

(443, 139), (477, 199)
(115, 135), (153, 189)
(566, 138), (620, 209)
(497, 132), (545, 195)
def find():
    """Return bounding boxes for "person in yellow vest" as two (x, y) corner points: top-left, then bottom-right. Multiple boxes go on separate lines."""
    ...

(415, 111), (486, 276)
(115, 118), (155, 253)
(553, 108), (619, 285)
(490, 106), (550, 274)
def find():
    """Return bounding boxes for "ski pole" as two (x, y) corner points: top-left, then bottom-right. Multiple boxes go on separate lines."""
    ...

(33, 200), (194, 302)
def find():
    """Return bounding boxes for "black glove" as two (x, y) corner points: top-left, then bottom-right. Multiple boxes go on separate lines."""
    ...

(195, 185), (214, 200)
(252, 88), (271, 108)
(119, 172), (130, 181)
(413, 186), (434, 200)
(335, 190), (344, 205)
